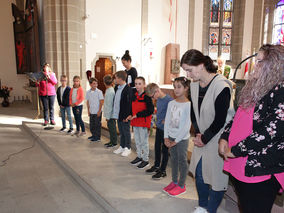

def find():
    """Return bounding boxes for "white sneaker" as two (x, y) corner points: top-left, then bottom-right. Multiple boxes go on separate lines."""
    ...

(192, 207), (208, 213)
(113, 146), (124, 154)
(121, 148), (131, 157)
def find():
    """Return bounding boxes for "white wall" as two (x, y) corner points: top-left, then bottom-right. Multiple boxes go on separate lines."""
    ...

(85, 0), (142, 74)
(0, 0), (30, 102)
(148, 0), (189, 84)
(85, 0), (189, 85)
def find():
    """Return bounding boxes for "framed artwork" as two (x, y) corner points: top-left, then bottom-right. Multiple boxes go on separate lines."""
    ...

(171, 59), (180, 74)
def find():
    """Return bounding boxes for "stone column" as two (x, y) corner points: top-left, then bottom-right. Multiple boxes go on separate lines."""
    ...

(43, 0), (86, 87)
(43, 0), (86, 116)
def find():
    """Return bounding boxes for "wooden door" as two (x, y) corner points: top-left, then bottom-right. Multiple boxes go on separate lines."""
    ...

(94, 58), (113, 93)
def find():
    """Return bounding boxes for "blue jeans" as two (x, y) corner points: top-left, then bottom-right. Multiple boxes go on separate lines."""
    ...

(40, 95), (55, 122)
(195, 159), (225, 213)
(60, 106), (73, 129)
(117, 121), (131, 149)
(72, 105), (85, 132)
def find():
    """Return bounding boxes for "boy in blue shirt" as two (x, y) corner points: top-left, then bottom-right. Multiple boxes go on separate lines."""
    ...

(145, 83), (173, 179)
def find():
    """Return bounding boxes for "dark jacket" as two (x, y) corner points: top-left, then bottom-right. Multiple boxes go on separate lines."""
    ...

(131, 91), (154, 128)
(56, 86), (71, 107)
(114, 84), (133, 121)
(221, 82), (284, 177)
(125, 67), (137, 87)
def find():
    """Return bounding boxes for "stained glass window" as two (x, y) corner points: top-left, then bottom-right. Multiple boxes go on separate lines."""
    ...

(209, 0), (233, 60)
(272, 0), (284, 45)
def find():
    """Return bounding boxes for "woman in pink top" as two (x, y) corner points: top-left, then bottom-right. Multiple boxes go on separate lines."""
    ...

(219, 44), (284, 213)
(37, 63), (57, 126)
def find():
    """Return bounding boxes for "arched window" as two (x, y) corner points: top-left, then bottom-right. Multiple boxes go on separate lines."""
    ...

(272, 0), (284, 45)
(208, 0), (233, 61)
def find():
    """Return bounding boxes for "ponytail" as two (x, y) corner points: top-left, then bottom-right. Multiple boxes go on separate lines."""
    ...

(181, 49), (217, 73)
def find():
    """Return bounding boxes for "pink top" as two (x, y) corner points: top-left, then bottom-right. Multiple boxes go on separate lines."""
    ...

(37, 72), (57, 96)
(224, 106), (284, 190)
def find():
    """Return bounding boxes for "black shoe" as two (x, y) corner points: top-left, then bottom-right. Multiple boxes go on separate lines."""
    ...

(104, 142), (112, 146)
(106, 143), (117, 148)
(60, 127), (66, 132)
(152, 170), (167, 179)
(67, 129), (74, 134)
(88, 136), (94, 140)
(145, 166), (159, 173)
(137, 161), (149, 169)
(130, 157), (142, 165)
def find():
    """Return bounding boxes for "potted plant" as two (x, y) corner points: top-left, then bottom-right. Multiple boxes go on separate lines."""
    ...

(0, 86), (13, 107)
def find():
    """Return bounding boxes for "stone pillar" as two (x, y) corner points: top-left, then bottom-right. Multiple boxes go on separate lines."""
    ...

(187, 0), (195, 50)
(239, 0), (254, 78)
(192, 0), (204, 51)
(43, 0), (86, 87)
(43, 0), (86, 116)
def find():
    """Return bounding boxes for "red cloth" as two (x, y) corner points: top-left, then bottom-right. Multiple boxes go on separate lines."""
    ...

(37, 73), (57, 96)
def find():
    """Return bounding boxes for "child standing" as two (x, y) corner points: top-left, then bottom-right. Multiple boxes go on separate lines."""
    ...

(112, 71), (133, 157)
(86, 78), (104, 142)
(70, 76), (86, 136)
(103, 75), (118, 148)
(127, 77), (154, 169)
(163, 77), (191, 197)
(56, 75), (73, 134)
(145, 83), (173, 179)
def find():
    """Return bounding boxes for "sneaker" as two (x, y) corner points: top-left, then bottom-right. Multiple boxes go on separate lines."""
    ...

(50, 120), (56, 125)
(152, 170), (167, 179)
(106, 143), (117, 148)
(60, 128), (67, 132)
(113, 146), (124, 154)
(163, 182), (177, 193)
(73, 131), (80, 136)
(192, 207), (208, 213)
(89, 138), (97, 143)
(130, 157), (142, 165)
(79, 132), (86, 137)
(104, 142), (112, 147)
(167, 185), (186, 197)
(88, 136), (94, 140)
(121, 148), (131, 157)
(137, 161), (149, 169)
(43, 121), (48, 126)
(146, 166), (159, 174)
(67, 129), (74, 134)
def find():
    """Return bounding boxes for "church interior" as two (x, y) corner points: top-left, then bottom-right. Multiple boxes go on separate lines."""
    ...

(0, 0), (283, 213)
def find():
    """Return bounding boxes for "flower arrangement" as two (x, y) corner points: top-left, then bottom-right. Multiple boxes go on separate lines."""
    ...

(0, 86), (13, 99)
(0, 85), (13, 107)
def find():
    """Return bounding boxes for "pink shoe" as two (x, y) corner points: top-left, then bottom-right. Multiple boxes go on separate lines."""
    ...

(163, 182), (177, 193)
(168, 185), (186, 197)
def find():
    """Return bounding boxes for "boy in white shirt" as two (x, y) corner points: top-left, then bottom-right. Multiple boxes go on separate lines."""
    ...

(86, 78), (104, 142)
